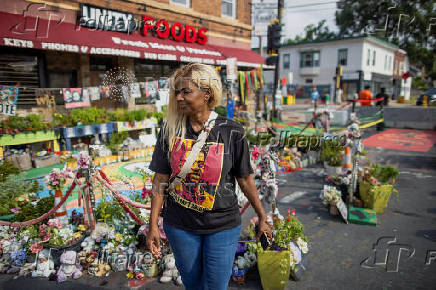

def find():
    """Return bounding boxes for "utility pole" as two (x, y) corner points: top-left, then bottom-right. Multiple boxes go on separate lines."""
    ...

(271, 0), (283, 121)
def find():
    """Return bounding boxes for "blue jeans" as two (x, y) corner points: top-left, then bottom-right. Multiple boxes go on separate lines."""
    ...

(163, 223), (241, 290)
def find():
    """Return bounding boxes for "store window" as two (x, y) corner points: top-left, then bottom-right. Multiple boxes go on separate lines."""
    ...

(283, 53), (290, 69)
(89, 56), (115, 87)
(222, 0), (236, 18)
(305, 78), (313, 84)
(170, 0), (190, 8)
(48, 70), (77, 88)
(372, 50), (376, 66)
(337, 49), (347, 66)
(300, 51), (320, 68)
(367, 49), (370, 66)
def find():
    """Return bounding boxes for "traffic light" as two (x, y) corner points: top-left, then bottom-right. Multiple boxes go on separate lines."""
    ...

(267, 24), (273, 54)
(272, 23), (281, 50)
(267, 21), (282, 55)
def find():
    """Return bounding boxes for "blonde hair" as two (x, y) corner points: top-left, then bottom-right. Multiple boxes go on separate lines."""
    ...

(162, 63), (222, 153)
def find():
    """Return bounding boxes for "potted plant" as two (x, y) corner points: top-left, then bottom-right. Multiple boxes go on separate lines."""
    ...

(254, 208), (309, 290)
(321, 185), (342, 216)
(358, 163), (399, 213)
(320, 140), (344, 176)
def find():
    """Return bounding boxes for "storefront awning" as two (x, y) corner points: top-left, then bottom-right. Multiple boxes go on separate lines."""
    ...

(211, 45), (266, 68)
(0, 12), (226, 65)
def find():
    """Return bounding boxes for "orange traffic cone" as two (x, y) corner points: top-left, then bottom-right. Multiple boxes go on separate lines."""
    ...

(54, 189), (68, 221)
(343, 146), (352, 169)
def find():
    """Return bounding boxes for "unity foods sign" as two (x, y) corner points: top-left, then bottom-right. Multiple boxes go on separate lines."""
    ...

(79, 4), (208, 45)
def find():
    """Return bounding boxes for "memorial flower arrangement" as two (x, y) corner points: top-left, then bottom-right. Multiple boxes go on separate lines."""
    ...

(321, 185), (342, 206)
(358, 163), (399, 213)
(44, 168), (67, 191)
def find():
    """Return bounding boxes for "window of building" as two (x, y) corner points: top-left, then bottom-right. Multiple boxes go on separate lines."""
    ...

(300, 51), (320, 68)
(222, 0), (236, 18)
(384, 55), (388, 70)
(389, 56), (392, 70)
(305, 78), (313, 84)
(372, 50), (376, 66)
(170, 0), (190, 8)
(283, 53), (290, 69)
(367, 49), (370, 66)
(337, 48), (347, 66)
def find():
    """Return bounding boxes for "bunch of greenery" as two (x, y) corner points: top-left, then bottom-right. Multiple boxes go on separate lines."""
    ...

(14, 195), (55, 224)
(107, 132), (129, 154)
(0, 175), (41, 216)
(69, 107), (108, 126)
(0, 161), (20, 183)
(368, 163), (399, 184)
(273, 215), (307, 250)
(0, 114), (50, 134)
(320, 139), (344, 167)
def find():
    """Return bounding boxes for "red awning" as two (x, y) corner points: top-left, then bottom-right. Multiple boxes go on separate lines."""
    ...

(211, 45), (266, 67)
(0, 11), (225, 65)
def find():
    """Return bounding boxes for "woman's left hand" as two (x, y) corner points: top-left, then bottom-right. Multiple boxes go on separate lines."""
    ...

(256, 216), (272, 240)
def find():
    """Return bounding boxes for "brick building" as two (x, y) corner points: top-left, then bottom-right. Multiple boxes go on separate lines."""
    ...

(0, 0), (264, 108)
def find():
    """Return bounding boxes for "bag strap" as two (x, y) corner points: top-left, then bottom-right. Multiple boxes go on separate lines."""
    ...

(168, 111), (218, 188)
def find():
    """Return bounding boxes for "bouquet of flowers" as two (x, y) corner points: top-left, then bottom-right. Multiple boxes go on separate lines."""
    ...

(321, 185), (341, 206)
(44, 167), (73, 191)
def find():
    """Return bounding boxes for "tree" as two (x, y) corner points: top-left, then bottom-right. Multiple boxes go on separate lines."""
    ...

(284, 20), (337, 45)
(335, 0), (436, 83)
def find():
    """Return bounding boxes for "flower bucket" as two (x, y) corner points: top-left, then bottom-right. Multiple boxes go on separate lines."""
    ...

(231, 267), (248, 284)
(257, 249), (291, 290)
(329, 202), (339, 216)
(45, 233), (86, 268)
(359, 181), (393, 213)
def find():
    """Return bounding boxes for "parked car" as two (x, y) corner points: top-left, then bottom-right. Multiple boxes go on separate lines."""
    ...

(416, 89), (436, 105)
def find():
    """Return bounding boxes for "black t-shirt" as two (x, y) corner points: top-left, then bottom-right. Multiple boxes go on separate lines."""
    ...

(149, 115), (253, 234)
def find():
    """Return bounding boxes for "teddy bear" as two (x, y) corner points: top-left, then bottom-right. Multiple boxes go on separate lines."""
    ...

(32, 249), (55, 278)
(159, 253), (182, 285)
(80, 236), (95, 251)
(57, 251), (83, 283)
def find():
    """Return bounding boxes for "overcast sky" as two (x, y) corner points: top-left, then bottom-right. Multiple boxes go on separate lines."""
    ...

(251, 0), (338, 48)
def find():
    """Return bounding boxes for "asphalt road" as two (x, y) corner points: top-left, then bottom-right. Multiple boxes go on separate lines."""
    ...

(0, 128), (435, 289)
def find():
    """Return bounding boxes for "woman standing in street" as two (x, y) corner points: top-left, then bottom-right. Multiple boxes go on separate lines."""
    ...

(147, 63), (271, 290)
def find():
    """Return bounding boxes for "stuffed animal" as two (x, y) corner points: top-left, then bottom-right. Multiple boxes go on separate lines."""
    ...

(80, 236), (95, 251)
(7, 249), (27, 274)
(159, 253), (182, 285)
(95, 263), (111, 277)
(57, 251), (82, 283)
(77, 250), (98, 270)
(32, 249), (55, 278)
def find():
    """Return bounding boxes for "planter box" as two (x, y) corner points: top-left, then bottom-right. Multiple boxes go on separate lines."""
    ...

(61, 123), (115, 139)
(324, 162), (342, 176)
(0, 130), (59, 146)
(359, 181), (394, 213)
(116, 118), (158, 132)
(33, 154), (60, 168)
(257, 249), (291, 290)
(5, 152), (32, 170)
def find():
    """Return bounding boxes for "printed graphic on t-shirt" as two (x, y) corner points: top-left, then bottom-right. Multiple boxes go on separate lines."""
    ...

(169, 137), (224, 212)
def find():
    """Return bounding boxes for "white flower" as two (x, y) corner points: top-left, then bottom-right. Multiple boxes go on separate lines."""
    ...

(296, 237), (308, 254)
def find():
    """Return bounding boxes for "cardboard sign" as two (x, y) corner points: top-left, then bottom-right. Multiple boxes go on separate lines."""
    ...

(0, 86), (19, 116)
(336, 199), (348, 224)
(63, 88), (91, 109)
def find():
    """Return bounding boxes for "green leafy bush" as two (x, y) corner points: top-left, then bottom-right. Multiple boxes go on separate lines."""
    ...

(0, 175), (41, 216)
(107, 132), (129, 154)
(0, 161), (20, 183)
(14, 195), (55, 224)
(320, 139), (344, 166)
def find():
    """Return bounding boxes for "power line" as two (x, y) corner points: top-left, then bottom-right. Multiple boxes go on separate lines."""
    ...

(285, 1), (338, 9)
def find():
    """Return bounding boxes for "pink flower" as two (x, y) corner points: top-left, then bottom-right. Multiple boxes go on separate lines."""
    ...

(10, 207), (19, 214)
(47, 218), (63, 229)
(29, 242), (43, 254)
(292, 208), (296, 216)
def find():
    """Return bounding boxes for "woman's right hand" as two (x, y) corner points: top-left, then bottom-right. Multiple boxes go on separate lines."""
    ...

(146, 226), (162, 258)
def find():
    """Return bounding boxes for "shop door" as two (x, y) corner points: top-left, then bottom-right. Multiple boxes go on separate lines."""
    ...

(342, 82), (357, 101)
